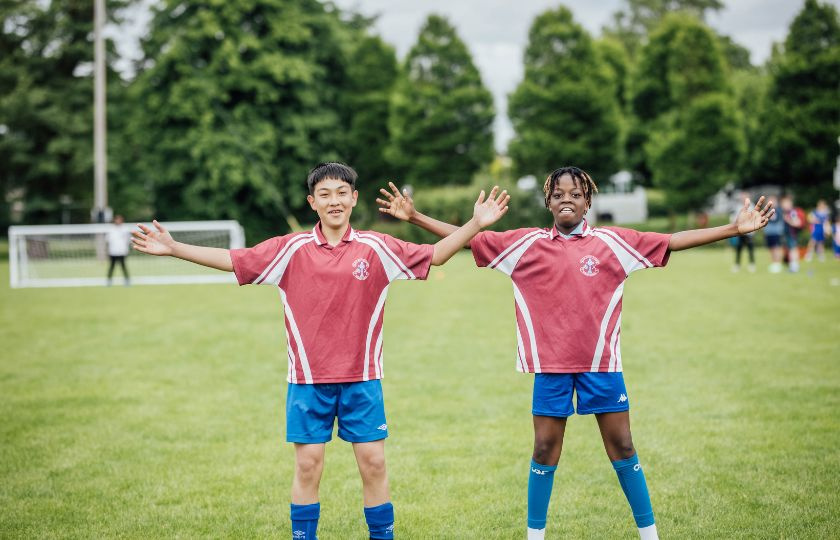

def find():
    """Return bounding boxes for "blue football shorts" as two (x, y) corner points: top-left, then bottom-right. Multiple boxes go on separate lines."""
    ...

(286, 380), (388, 444)
(532, 372), (630, 417)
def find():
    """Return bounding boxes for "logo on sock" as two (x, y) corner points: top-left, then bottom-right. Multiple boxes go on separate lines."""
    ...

(531, 467), (547, 475)
(618, 393), (628, 403)
(293, 531), (306, 539)
(634, 463), (642, 472)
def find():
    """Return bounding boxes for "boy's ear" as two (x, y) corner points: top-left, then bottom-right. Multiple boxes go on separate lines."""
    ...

(307, 194), (316, 210)
(352, 190), (358, 207)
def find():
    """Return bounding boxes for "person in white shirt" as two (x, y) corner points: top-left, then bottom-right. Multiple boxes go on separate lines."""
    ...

(106, 214), (131, 285)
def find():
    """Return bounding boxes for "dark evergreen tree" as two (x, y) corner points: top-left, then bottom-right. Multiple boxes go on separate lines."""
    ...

(388, 14), (495, 186)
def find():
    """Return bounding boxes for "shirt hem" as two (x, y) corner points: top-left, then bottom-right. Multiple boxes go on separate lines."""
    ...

(286, 376), (383, 384)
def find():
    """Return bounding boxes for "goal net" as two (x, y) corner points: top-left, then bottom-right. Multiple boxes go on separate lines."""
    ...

(8, 221), (245, 288)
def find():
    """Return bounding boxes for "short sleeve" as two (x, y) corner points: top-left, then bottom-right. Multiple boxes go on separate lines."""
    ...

(470, 229), (543, 268)
(375, 233), (434, 281)
(230, 235), (289, 286)
(604, 227), (671, 273)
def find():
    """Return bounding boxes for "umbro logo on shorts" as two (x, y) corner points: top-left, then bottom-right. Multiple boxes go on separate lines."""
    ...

(377, 424), (387, 431)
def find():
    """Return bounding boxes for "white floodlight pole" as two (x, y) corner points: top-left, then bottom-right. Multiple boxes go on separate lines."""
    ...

(93, 0), (107, 222)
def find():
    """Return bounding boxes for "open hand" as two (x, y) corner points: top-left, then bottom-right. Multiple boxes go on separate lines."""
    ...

(132, 220), (176, 256)
(735, 196), (775, 234)
(376, 181), (416, 221)
(473, 186), (510, 228)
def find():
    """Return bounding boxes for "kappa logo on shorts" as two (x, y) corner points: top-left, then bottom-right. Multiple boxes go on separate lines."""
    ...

(377, 424), (388, 431)
(580, 255), (600, 276)
(352, 258), (370, 280)
(618, 393), (628, 403)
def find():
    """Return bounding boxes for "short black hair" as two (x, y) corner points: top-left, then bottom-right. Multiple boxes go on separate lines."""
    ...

(543, 166), (599, 209)
(306, 162), (358, 194)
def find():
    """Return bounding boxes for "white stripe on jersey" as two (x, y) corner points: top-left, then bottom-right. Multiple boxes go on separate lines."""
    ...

(491, 230), (549, 276)
(590, 282), (624, 372)
(615, 332), (623, 372)
(355, 232), (416, 280)
(512, 281), (541, 372)
(373, 323), (384, 379)
(608, 314), (622, 372)
(364, 287), (389, 381)
(488, 229), (546, 270)
(257, 234), (315, 285)
(287, 349), (297, 384)
(596, 228), (653, 269)
(590, 230), (648, 276)
(515, 326), (529, 373)
(280, 288), (313, 383)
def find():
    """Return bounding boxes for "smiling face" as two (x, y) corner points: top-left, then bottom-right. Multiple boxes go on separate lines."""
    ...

(307, 177), (358, 229)
(548, 174), (589, 233)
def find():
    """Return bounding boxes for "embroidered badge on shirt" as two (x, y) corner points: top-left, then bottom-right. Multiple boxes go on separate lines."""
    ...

(579, 255), (600, 277)
(352, 258), (370, 280)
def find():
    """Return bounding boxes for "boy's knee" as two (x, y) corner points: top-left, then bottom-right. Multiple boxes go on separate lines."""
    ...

(357, 451), (387, 478)
(607, 436), (636, 460)
(532, 437), (561, 465)
(295, 453), (324, 481)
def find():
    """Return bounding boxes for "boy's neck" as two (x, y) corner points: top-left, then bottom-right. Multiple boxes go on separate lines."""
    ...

(321, 221), (350, 246)
(555, 219), (584, 236)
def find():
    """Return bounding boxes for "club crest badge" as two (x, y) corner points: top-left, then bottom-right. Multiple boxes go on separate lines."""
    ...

(579, 255), (600, 277)
(352, 258), (370, 281)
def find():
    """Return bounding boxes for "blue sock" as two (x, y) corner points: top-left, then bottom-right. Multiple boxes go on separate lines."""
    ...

(527, 459), (557, 529)
(290, 502), (319, 540)
(364, 502), (394, 539)
(612, 454), (655, 528)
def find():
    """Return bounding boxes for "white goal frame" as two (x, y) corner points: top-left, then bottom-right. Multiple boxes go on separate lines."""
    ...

(8, 221), (245, 288)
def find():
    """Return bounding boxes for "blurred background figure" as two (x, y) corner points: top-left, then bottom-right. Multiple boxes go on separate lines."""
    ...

(763, 196), (785, 273)
(106, 214), (131, 286)
(731, 193), (755, 273)
(804, 200), (831, 262)
(780, 195), (805, 273)
(834, 212), (840, 259)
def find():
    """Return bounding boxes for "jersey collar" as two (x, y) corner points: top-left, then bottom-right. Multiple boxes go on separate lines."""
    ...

(312, 222), (355, 246)
(550, 219), (590, 240)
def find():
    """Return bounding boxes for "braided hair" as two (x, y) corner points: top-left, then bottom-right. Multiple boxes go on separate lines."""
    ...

(542, 166), (599, 209)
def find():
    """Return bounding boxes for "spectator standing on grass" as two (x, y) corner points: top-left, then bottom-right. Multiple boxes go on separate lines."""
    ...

(106, 214), (131, 286)
(731, 192), (756, 273)
(780, 195), (805, 273)
(131, 162), (509, 540)
(804, 200), (831, 262)
(763, 196), (785, 273)
(378, 167), (774, 540)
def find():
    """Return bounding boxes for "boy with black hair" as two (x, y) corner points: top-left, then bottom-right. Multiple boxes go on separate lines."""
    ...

(132, 162), (509, 540)
(377, 167), (774, 540)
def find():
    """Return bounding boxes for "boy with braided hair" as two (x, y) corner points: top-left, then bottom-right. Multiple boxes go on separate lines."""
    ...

(377, 166), (774, 540)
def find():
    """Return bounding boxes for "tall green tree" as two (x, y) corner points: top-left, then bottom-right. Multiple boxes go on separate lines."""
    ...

(0, 0), (126, 226)
(604, 0), (723, 55)
(631, 13), (743, 211)
(753, 0), (840, 202)
(508, 7), (621, 182)
(125, 0), (360, 239)
(388, 15), (494, 186)
(340, 35), (398, 220)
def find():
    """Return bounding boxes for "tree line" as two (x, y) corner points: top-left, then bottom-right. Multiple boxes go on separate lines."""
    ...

(1, 0), (838, 239)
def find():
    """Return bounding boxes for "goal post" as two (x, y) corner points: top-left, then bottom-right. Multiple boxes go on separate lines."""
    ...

(8, 220), (245, 288)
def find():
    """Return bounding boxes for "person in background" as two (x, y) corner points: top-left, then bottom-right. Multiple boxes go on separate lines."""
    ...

(106, 214), (131, 286)
(762, 196), (785, 273)
(780, 195), (804, 273)
(731, 192), (756, 273)
(804, 200), (831, 262)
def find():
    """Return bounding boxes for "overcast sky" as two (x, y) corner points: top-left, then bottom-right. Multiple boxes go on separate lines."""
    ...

(115, 1), (840, 151)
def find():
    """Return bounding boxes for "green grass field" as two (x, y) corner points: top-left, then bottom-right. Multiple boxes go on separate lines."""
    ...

(2, 249), (839, 539)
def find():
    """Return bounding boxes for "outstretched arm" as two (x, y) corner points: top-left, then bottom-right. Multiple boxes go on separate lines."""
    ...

(669, 197), (775, 252)
(377, 181), (511, 239)
(430, 187), (509, 265)
(132, 220), (234, 272)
